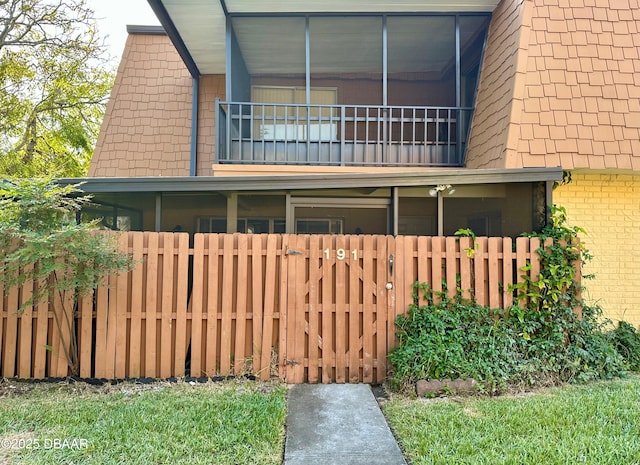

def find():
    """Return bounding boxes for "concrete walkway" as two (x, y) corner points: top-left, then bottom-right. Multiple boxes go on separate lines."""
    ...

(283, 384), (407, 465)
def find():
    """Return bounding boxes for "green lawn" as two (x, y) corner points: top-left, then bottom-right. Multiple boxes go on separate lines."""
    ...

(0, 380), (286, 465)
(383, 375), (640, 465)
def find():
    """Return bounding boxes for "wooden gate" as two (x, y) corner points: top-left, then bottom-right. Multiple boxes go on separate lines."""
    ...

(281, 235), (394, 384)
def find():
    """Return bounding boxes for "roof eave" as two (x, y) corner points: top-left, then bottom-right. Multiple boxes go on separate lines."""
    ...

(58, 167), (562, 194)
(147, 0), (201, 78)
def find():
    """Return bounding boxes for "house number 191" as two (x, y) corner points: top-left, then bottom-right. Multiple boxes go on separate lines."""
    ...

(324, 248), (358, 260)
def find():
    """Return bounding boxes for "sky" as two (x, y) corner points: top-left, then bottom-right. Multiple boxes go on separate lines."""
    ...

(86, 0), (160, 62)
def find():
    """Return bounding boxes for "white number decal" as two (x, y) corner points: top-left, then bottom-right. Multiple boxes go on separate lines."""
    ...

(323, 248), (359, 260)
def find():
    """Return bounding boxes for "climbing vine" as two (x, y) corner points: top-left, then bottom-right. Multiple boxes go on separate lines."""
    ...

(389, 205), (626, 393)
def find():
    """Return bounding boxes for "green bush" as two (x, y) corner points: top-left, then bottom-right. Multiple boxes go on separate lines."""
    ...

(610, 321), (640, 371)
(389, 206), (627, 394)
(0, 178), (132, 376)
(389, 287), (625, 394)
(389, 286), (520, 393)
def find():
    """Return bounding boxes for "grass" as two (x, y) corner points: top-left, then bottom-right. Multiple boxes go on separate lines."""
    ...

(383, 375), (640, 465)
(0, 379), (286, 465)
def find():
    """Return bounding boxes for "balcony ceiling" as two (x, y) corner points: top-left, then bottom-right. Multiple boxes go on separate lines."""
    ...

(155, 0), (499, 75)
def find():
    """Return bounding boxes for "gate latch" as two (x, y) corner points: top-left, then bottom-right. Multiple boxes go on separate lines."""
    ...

(286, 247), (302, 255)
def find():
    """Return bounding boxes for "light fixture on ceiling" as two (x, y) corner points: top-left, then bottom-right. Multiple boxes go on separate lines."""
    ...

(429, 184), (455, 197)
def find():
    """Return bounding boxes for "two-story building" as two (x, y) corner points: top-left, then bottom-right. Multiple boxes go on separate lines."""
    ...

(74, 0), (639, 325)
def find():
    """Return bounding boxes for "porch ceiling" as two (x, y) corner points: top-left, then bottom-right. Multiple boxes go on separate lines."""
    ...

(149, 0), (499, 75)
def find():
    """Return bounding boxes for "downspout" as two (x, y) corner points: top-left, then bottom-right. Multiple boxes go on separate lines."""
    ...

(190, 77), (199, 176)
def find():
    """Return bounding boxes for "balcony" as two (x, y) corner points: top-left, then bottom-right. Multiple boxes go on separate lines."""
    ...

(216, 100), (472, 167)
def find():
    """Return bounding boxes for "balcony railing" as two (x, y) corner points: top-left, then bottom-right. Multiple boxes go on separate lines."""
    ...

(216, 100), (472, 167)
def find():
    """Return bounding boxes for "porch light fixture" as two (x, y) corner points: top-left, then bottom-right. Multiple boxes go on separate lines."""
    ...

(429, 184), (455, 197)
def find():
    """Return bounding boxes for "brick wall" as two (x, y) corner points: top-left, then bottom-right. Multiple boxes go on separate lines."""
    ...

(554, 172), (640, 326)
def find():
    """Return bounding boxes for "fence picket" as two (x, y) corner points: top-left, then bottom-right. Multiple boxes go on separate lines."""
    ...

(362, 235), (374, 384)
(160, 233), (175, 377)
(219, 234), (234, 375)
(334, 235), (347, 383)
(488, 238), (500, 309)
(395, 236), (412, 332)
(33, 282), (49, 379)
(3, 281), (19, 377)
(234, 234), (249, 375)
(260, 235), (277, 380)
(278, 235), (288, 379)
(114, 233), (129, 379)
(128, 232), (144, 378)
(431, 237), (443, 300)
(474, 238), (488, 306)
(530, 238), (542, 283)
(205, 234), (220, 377)
(144, 232), (159, 377)
(292, 235), (307, 383)
(78, 291), (93, 379)
(516, 237), (529, 308)
(416, 236), (430, 305)
(384, 235), (395, 376)
(190, 234), (205, 377)
(459, 237), (473, 300)
(321, 235), (334, 383)
(348, 235), (360, 383)
(251, 234), (265, 379)
(174, 233), (189, 377)
(307, 235), (320, 383)
(503, 238), (513, 309)
(445, 237), (457, 299)
(375, 235), (387, 383)
(18, 270), (33, 379)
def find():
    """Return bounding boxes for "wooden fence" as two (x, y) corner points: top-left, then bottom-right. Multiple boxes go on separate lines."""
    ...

(0, 233), (549, 383)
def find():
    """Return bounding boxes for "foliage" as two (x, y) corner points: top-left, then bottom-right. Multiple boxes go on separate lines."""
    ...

(389, 287), (520, 393)
(389, 205), (626, 393)
(384, 376), (640, 465)
(0, 0), (114, 178)
(610, 321), (640, 372)
(0, 178), (131, 375)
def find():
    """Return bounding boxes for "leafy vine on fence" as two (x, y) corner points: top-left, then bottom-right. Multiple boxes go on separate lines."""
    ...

(389, 205), (628, 393)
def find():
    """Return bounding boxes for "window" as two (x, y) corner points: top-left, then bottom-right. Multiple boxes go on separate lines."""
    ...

(252, 85), (338, 141)
(295, 218), (343, 234)
(197, 217), (285, 233)
(81, 204), (142, 231)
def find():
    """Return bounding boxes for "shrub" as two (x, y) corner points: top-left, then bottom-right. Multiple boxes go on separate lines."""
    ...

(389, 206), (627, 394)
(0, 178), (132, 376)
(610, 321), (640, 372)
(389, 285), (521, 393)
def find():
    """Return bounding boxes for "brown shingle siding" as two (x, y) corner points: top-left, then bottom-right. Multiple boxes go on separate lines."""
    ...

(465, 0), (529, 169)
(196, 75), (225, 176)
(89, 33), (193, 177)
(467, 0), (640, 171)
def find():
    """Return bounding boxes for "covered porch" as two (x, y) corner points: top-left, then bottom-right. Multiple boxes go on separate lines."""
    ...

(61, 168), (561, 238)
